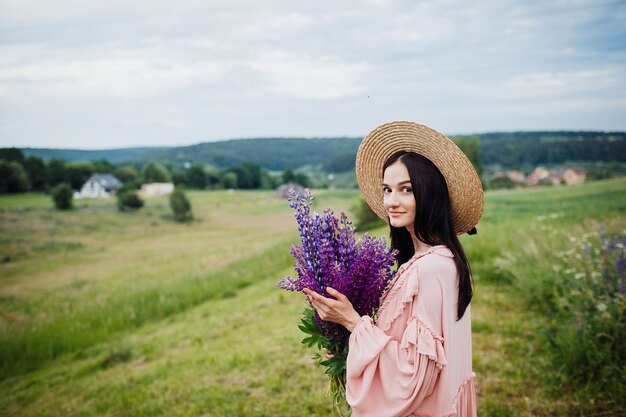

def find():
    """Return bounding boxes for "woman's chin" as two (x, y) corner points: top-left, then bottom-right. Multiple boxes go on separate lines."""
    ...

(389, 218), (408, 228)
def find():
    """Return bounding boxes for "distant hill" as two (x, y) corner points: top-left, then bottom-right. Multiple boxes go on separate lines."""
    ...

(21, 147), (165, 164)
(128, 137), (362, 171)
(20, 131), (626, 171)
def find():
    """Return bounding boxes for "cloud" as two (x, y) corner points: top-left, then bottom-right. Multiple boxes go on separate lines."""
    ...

(250, 51), (369, 100)
(0, 43), (229, 104)
(505, 68), (623, 97)
(238, 11), (317, 38)
(0, 0), (625, 148)
(129, 118), (185, 128)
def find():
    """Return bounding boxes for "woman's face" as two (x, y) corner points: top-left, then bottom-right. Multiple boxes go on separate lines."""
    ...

(382, 160), (416, 230)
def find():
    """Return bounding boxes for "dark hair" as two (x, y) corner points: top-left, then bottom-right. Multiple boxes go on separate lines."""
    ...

(383, 151), (473, 320)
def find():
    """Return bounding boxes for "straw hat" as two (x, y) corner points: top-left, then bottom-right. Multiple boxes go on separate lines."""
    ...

(356, 121), (484, 235)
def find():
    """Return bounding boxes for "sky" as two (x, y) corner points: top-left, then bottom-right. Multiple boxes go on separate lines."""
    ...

(0, 0), (625, 150)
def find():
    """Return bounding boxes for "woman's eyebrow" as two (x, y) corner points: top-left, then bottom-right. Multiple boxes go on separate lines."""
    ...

(382, 180), (411, 187)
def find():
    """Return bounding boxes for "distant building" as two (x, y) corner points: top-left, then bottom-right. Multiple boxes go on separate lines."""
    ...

(139, 183), (175, 198)
(527, 166), (551, 186)
(555, 168), (586, 186)
(80, 174), (123, 198)
(505, 170), (526, 184)
(276, 182), (305, 199)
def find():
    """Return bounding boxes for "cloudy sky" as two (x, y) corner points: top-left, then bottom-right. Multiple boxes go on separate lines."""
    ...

(1, 0), (625, 149)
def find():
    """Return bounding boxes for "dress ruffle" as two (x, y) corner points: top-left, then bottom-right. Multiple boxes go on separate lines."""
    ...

(406, 374), (476, 417)
(400, 318), (448, 370)
(377, 245), (452, 335)
(450, 372), (477, 417)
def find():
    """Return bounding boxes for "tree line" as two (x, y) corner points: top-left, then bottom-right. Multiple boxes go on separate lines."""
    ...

(480, 131), (626, 167)
(20, 131), (625, 176)
(0, 147), (310, 194)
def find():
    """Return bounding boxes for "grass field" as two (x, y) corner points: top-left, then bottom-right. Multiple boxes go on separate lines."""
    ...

(1, 179), (624, 416)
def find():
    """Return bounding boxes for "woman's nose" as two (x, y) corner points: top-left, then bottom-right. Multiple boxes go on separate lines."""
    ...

(385, 192), (399, 207)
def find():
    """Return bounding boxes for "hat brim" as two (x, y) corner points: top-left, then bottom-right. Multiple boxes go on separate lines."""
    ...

(356, 121), (484, 235)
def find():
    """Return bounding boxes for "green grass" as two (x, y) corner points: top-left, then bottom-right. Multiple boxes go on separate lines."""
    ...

(0, 239), (295, 378)
(1, 180), (625, 416)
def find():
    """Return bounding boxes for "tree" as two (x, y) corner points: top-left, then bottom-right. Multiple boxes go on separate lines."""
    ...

(204, 165), (221, 189)
(117, 190), (144, 211)
(141, 162), (172, 183)
(185, 165), (206, 189)
(0, 148), (25, 164)
(294, 172), (309, 187)
(230, 162), (262, 189)
(169, 188), (193, 222)
(47, 160), (68, 188)
(260, 171), (281, 189)
(115, 165), (139, 184)
(92, 159), (116, 173)
(281, 167), (308, 187)
(453, 136), (483, 178)
(170, 169), (187, 186)
(0, 160), (29, 193)
(24, 156), (47, 191)
(282, 168), (295, 183)
(221, 172), (237, 189)
(51, 183), (73, 210)
(66, 162), (94, 190)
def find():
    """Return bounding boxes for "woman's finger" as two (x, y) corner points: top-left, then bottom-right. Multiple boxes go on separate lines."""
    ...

(326, 287), (347, 302)
(303, 288), (324, 301)
(306, 291), (335, 307)
(312, 300), (330, 313)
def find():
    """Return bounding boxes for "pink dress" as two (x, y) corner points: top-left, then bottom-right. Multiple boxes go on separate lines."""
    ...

(346, 245), (477, 417)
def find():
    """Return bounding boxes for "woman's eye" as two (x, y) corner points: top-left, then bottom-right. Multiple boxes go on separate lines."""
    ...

(403, 187), (412, 192)
(382, 187), (391, 193)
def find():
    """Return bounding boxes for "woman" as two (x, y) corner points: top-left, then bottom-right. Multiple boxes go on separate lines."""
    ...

(303, 121), (483, 417)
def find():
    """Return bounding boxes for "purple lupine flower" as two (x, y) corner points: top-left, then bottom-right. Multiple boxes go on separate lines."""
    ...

(278, 188), (397, 348)
(616, 254), (625, 278)
(277, 276), (297, 291)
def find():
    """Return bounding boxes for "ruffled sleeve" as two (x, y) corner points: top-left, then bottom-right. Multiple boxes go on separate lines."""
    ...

(346, 268), (447, 417)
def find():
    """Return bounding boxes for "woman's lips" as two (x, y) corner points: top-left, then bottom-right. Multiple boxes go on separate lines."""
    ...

(389, 211), (406, 217)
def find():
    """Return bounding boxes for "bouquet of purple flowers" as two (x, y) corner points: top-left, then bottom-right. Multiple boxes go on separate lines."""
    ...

(277, 189), (396, 404)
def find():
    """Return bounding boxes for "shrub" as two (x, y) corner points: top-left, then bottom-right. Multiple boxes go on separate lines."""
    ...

(117, 190), (144, 211)
(169, 188), (192, 222)
(117, 183), (140, 195)
(487, 176), (517, 190)
(51, 183), (73, 210)
(547, 226), (625, 402)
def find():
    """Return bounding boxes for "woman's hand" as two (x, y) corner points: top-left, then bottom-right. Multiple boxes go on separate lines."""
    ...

(322, 348), (334, 359)
(302, 287), (362, 332)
